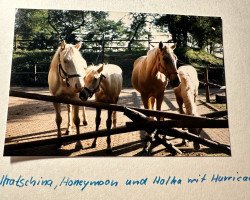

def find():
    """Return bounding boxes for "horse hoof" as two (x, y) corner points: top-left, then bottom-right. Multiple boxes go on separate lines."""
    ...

(142, 148), (151, 156)
(57, 143), (63, 149)
(181, 140), (189, 147)
(106, 148), (113, 154)
(91, 143), (96, 148)
(193, 142), (200, 150)
(65, 130), (71, 135)
(83, 121), (88, 126)
(75, 141), (84, 150)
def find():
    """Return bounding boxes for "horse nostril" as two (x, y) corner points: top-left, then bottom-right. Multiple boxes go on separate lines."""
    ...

(79, 91), (87, 101)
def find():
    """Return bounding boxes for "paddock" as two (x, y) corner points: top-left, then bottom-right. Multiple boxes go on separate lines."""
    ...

(4, 87), (230, 156)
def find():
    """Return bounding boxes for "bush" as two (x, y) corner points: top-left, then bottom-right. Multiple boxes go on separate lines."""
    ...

(175, 47), (225, 85)
(11, 48), (225, 87)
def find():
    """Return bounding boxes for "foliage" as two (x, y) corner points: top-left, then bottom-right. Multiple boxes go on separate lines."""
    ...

(15, 9), (53, 39)
(175, 47), (223, 68)
(125, 13), (158, 51)
(175, 47), (225, 85)
(155, 15), (223, 51)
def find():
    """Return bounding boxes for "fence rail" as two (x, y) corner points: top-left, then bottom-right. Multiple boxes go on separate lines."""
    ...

(6, 90), (230, 155)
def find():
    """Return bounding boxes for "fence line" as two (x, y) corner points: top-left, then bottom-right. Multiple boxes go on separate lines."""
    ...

(6, 90), (230, 155)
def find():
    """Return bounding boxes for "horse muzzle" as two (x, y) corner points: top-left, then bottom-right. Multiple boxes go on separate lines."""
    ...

(170, 77), (180, 87)
(79, 87), (93, 101)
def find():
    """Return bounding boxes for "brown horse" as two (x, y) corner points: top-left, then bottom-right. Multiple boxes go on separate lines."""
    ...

(48, 41), (90, 149)
(131, 42), (180, 113)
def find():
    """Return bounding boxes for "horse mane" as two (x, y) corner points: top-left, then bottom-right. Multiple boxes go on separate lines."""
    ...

(49, 47), (61, 71)
(146, 48), (158, 68)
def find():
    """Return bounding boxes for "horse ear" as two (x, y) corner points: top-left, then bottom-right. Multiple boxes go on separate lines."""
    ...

(159, 42), (163, 51)
(61, 40), (66, 50)
(75, 42), (82, 50)
(97, 64), (104, 73)
(171, 43), (177, 50)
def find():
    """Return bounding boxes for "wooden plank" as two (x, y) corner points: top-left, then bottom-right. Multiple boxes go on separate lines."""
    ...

(10, 90), (222, 121)
(126, 118), (228, 129)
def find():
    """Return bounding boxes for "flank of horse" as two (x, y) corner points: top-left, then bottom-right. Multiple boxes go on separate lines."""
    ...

(174, 65), (201, 149)
(83, 64), (123, 153)
(48, 41), (88, 149)
(131, 42), (180, 113)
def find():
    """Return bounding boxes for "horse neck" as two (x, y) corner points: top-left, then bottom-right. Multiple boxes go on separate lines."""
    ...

(144, 50), (160, 80)
(50, 50), (60, 76)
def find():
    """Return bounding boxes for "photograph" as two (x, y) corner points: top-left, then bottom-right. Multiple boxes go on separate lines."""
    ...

(4, 8), (230, 157)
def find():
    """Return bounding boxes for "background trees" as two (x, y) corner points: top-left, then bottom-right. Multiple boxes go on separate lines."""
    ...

(155, 14), (223, 52)
(14, 9), (223, 53)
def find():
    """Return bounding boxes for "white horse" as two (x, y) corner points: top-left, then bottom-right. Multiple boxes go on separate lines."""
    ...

(83, 64), (123, 153)
(174, 65), (200, 149)
(48, 40), (89, 149)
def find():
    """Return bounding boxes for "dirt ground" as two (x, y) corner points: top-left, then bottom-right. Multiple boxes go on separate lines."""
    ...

(4, 87), (230, 157)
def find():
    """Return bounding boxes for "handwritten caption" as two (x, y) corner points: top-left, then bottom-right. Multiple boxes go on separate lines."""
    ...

(0, 173), (249, 191)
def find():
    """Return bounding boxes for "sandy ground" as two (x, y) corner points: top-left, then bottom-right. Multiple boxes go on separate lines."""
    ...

(4, 87), (230, 157)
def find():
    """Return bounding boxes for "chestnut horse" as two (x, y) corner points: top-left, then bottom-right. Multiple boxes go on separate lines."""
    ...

(48, 41), (90, 149)
(131, 42), (180, 113)
(83, 64), (123, 153)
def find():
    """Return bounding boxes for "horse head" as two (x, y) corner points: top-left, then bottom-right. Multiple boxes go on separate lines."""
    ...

(57, 40), (87, 94)
(157, 42), (180, 87)
(79, 64), (106, 101)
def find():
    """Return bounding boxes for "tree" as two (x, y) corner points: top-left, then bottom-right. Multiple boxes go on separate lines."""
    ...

(155, 14), (223, 51)
(126, 13), (157, 51)
(155, 15), (191, 47)
(189, 16), (222, 51)
(15, 9), (52, 39)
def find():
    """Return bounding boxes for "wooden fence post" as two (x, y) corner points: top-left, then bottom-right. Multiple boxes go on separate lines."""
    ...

(101, 34), (105, 63)
(34, 63), (37, 83)
(204, 67), (210, 103)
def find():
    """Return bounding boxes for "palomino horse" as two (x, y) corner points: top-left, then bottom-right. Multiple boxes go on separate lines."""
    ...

(48, 40), (89, 149)
(83, 64), (123, 153)
(132, 42), (180, 113)
(131, 42), (180, 154)
(174, 65), (200, 149)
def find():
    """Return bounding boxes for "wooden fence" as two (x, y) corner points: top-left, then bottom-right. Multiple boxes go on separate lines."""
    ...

(5, 90), (230, 156)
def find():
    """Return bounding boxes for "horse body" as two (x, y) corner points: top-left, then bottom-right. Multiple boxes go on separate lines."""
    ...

(84, 64), (123, 152)
(48, 41), (88, 149)
(132, 42), (180, 112)
(174, 65), (199, 116)
(174, 65), (200, 149)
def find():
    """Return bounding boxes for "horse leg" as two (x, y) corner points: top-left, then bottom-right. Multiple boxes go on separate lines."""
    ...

(174, 87), (188, 146)
(53, 102), (62, 148)
(106, 109), (113, 153)
(140, 94), (155, 155)
(149, 96), (155, 110)
(112, 111), (117, 128)
(91, 108), (101, 148)
(73, 105), (83, 150)
(174, 87), (185, 114)
(141, 94), (149, 109)
(65, 104), (73, 135)
(82, 106), (88, 126)
(156, 95), (164, 120)
(112, 97), (119, 128)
